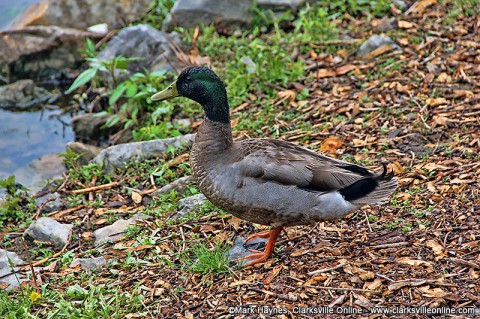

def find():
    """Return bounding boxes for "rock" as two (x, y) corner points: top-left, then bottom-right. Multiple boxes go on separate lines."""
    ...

(14, 153), (66, 194)
(162, 0), (306, 32)
(163, 0), (254, 32)
(66, 142), (101, 165)
(24, 217), (73, 249)
(0, 249), (27, 290)
(145, 176), (194, 205)
(70, 256), (107, 271)
(227, 236), (268, 263)
(151, 176), (194, 198)
(0, 80), (56, 109)
(172, 193), (208, 219)
(0, 26), (102, 81)
(10, 0), (151, 31)
(72, 113), (121, 145)
(392, 0), (407, 10)
(357, 35), (401, 58)
(97, 25), (182, 76)
(92, 134), (196, 172)
(94, 213), (149, 245)
(36, 192), (65, 213)
(174, 118), (192, 132)
(257, 0), (305, 12)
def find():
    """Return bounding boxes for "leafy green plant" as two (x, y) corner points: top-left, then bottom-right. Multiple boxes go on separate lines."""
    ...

(0, 176), (35, 227)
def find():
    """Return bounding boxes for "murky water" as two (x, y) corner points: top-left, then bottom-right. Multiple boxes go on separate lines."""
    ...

(0, 0), (41, 30)
(0, 108), (74, 178)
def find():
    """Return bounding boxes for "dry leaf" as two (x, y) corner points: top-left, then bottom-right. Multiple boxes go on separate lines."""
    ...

(336, 64), (357, 75)
(406, 0), (437, 15)
(320, 136), (343, 152)
(398, 20), (415, 29)
(277, 90), (297, 103)
(418, 286), (447, 298)
(132, 191), (142, 204)
(397, 257), (432, 267)
(426, 97), (448, 107)
(262, 266), (282, 285)
(365, 278), (383, 290)
(316, 69), (336, 78)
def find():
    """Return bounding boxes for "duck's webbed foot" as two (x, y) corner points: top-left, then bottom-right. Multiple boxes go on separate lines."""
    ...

(237, 226), (283, 267)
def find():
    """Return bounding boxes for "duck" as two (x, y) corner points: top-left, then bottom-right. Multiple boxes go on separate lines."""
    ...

(151, 66), (397, 266)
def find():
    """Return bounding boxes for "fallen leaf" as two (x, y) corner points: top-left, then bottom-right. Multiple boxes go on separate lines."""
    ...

(426, 97), (448, 107)
(336, 64), (357, 75)
(277, 90), (297, 103)
(397, 257), (432, 267)
(316, 69), (336, 78)
(132, 191), (142, 204)
(365, 278), (383, 290)
(320, 136), (343, 152)
(418, 286), (447, 298)
(398, 20), (415, 29)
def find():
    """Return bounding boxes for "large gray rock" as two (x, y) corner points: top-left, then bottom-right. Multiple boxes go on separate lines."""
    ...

(0, 249), (27, 290)
(357, 35), (401, 58)
(94, 213), (149, 245)
(163, 0), (306, 32)
(24, 217), (73, 249)
(0, 26), (102, 81)
(97, 25), (182, 75)
(0, 80), (56, 109)
(9, 0), (151, 31)
(92, 134), (196, 172)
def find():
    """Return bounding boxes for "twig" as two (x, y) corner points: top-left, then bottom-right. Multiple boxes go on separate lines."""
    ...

(304, 285), (381, 295)
(370, 242), (409, 249)
(70, 182), (119, 194)
(47, 204), (84, 218)
(32, 197), (54, 219)
(448, 258), (480, 270)
(308, 262), (346, 276)
(249, 287), (298, 302)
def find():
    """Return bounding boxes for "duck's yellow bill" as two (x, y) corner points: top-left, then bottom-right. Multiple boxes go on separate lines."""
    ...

(151, 81), (179, 101)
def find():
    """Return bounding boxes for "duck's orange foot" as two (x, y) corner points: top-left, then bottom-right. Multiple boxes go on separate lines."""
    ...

(236, 226), (283, 267)
(237, 249), (270, 267)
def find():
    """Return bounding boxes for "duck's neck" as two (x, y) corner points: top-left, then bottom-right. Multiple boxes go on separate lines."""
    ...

(202, 95), (230, 124)
(196, 118), (233, 154)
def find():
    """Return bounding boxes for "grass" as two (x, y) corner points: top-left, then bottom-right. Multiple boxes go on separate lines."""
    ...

(181, 241), (232, 275)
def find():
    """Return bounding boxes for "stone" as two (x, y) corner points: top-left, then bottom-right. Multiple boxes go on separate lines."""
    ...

(392, 0), (407, 10)
(92, 134), (196, 172)
(36, 192), (65, 213)
(9, 0), (151, 31)
(173, 193), (208, 219)
(0, 249), (27, 290)
(227, 236), (268, 264)
(357, 35), (401, 58)
(70, 256), (107, 271)
(162, 0), (307, 32)
(94, 214), (148, 245)
(163, 0), (254, 32)
(72, 113), (121, 145)
(0, 80), (56, 109)
(151, 176), (194, 198)
(0, 26), (102, 81)
(97, 25), (182, 76)
(66, 142), (102, 165)
(24, 217), (73, 249)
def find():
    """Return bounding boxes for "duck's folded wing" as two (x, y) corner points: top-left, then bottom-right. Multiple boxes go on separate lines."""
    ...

(237, 139), (376, 193)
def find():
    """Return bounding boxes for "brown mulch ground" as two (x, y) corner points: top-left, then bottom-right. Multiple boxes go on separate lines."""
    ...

(6, 1), (480, 318)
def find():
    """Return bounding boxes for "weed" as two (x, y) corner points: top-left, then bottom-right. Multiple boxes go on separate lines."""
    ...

(182, 241), (232, 274)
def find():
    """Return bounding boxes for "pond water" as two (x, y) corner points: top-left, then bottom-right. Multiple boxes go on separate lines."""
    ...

(0, 108), (74, 179)
(0, 0), (41, 30)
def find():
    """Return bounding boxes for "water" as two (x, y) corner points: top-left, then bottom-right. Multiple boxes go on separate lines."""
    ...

(0, 107), (74, 178)
(0, 0), (41, 31)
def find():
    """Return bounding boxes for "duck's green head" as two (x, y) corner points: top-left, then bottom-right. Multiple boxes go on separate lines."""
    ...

(151, 66), (230, 123)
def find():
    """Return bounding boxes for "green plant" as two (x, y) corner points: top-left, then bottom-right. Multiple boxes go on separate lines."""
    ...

(182, 241), (231, 274)
(0, 176), (35, 228)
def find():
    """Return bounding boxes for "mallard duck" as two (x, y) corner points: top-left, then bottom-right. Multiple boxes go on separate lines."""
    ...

(151, 66), (397, 266)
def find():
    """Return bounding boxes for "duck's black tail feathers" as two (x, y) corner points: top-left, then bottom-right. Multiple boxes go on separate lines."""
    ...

(339, 164), (397, 205)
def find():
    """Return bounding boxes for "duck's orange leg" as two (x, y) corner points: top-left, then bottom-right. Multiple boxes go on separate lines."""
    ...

(240, 226), (283, 267)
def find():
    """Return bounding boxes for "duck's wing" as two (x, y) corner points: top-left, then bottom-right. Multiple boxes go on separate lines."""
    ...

(236, 138), (397, 205)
